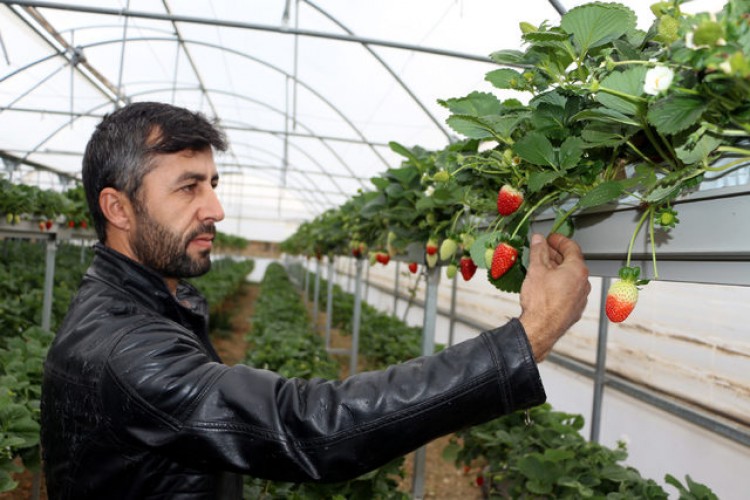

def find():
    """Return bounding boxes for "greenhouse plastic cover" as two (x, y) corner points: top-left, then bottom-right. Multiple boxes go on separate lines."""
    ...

(0, 0), (726, 241)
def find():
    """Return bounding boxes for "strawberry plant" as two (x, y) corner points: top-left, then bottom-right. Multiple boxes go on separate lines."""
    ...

(444, 403), (717, 498)
(283, 0), (750, 322)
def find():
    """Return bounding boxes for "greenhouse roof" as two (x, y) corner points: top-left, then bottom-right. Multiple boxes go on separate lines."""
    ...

(0, 0), (726, 241)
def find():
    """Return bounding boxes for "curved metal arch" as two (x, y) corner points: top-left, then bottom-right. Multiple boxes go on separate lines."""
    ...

(121, 83), (365, 194)
(1, 35), (394, 177)
(4, 78), (369, 196)
(225, 137), (346, 205)
(76, 35), (393, 169)
(301, 0), (452, 142)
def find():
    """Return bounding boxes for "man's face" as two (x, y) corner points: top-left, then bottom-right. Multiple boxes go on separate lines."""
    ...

(129, 148), (224, 279)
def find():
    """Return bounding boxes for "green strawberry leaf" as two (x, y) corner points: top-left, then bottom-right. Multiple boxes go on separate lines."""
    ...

(469, 232), (494, 269)
(559, 136), (585, 170)
(488, 49), (526, 66)
(485, 68), (524, 89)
(486, 261), (525, 293)
(438, 91), (502, 116)
(647, 95), (707, 135)
(578, 181), (624, 208)
(513, 132), (556, 167)
(596, 66), (647, 116)
(560, 2), (636, 56)
(675, 133), (722, 165)
(528, 171), (564, 193)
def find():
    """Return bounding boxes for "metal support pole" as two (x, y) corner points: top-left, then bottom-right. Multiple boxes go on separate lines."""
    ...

(325, 257), (334, 349)
(590, 277), (611, 443)
(364, 261), (370, 302)
(303, 259), (309, 294)
(412, 265), (441, 499)
(346, 257), (353, 293)
(392, 261), (400, 316)
(41, 237), (56, 331)
(313, 257), (321, 329)
(349, 259), (364, 376)
(447, 272), (458, 347)
(33, 236), (56, 500)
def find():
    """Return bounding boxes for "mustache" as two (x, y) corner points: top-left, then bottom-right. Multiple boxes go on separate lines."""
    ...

(185, 223), (217, 243)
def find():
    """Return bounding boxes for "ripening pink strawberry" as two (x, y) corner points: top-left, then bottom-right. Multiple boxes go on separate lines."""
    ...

(605, 279), (638, 322)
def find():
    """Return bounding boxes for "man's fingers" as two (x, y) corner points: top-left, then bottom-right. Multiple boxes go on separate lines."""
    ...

(547, 232), (585, 262)
(529, 233), (551, 269)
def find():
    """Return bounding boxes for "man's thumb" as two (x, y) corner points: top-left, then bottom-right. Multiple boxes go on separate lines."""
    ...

(529, 233), (550, 268)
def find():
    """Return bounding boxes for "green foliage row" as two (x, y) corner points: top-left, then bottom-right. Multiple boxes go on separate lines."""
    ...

(303, 270), (425, 368)
(243, 263), (407, 499)
(0, 180), (91, 228)
(0, 240), (92, 492)
(189, 257), (255, 310)
(213, 232), (250, 251)
(444, 403), (717, 499)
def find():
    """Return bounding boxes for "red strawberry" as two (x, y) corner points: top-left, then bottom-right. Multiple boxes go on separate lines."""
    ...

(80, 220), (88, 229)
(376, 252), (390, 265)
(45, 219), (53, 230)
(490, 243), (518, 279)
(459, 256), (478, 281)
(38, 221), (46, 232)
(426, 237), (439, 256)
(68, 220), (75, 228)
(408, 262), (418, 274)
(476, 475), (485, 487)
(497, 185), (524, 216)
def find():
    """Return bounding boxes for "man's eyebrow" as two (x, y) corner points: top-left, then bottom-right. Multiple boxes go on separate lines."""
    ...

(174, 171), (219, 184)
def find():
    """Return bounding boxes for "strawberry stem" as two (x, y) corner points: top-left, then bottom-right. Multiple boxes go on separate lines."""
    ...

(510, 191), (558, 239)
(549, 202), (579, 235)
(626, 207), (652, 268)
(648, 208), (659, 280)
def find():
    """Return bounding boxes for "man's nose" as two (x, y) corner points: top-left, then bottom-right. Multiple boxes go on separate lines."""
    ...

(201, 188), (225, 222)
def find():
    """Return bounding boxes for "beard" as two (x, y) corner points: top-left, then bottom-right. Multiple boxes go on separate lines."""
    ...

(130, 205), (215, 279)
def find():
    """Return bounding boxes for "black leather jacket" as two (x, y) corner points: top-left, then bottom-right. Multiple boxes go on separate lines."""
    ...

(41, 243), (546, 499)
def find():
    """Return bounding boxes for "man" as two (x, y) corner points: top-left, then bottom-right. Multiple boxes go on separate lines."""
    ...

(40, 101), (591, 499)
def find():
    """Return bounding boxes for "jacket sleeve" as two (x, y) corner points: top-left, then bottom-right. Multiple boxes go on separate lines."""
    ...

(101, 317), (545, 483)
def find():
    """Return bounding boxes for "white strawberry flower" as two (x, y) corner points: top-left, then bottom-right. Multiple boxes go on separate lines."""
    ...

(424, 186), (435, 197)
(643, 65), (675, 95)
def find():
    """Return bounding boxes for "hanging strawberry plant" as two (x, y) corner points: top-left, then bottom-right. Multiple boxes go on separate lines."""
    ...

(283, 0), (750, 322)
(439, 0), (749, 318)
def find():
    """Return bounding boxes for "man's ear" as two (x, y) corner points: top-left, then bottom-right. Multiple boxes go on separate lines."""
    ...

(99, 187), (133, 231)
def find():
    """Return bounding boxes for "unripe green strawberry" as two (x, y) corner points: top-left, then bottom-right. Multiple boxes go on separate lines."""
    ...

(497, 185), (524, 216)
(446, 263), (458, 279)
(484, 247), (495, 268)
(491, 243), (518, 279)
(433, 170), (450, 182)
(426, 252), (438, 268)
(439, 238), (458, 261)
(460, 232), (475, 250)
(605, 280), (639, 323)
(426, 237), (439, 256)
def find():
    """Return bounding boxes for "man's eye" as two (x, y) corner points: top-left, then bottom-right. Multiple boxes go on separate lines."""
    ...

(181, 184), (197, 192)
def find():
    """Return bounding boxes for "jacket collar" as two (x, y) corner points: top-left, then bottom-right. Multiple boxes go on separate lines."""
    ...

(87, 242), (209, 325)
